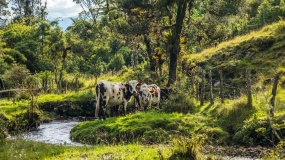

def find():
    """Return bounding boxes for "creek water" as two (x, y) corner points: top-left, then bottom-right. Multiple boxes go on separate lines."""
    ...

(21, 119), (83, 146)
(20, 119), (261, 160)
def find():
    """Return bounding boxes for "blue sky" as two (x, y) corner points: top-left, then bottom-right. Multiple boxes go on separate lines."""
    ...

(5, 0), (82, 30)
(46, 0), (83, 30)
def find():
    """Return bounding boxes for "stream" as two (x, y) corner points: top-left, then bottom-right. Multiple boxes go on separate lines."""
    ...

(21, 119), (83, 146)
(19, 119), (264, 159)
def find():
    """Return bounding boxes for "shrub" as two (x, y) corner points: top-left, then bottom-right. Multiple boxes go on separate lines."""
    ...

(169, 136), (204, 160)
(162, 78), (197, 114)
(0, 113), (8, 139)
(233, 114), (271, 146)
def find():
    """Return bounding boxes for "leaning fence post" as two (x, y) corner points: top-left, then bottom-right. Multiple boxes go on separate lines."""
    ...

(209, 69), (214, 104)
(268, 71), (283, 142)
(246, 68), (252, 108)
(200, 70), (205, 106)
(219, 69), (224, 103)
(269, 72), (283, 117)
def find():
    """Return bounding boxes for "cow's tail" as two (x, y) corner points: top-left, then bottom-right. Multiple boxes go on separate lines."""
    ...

(95, 84), (100, 119)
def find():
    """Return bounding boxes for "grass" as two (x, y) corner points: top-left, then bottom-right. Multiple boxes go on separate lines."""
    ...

(0, 99), (29, 119)
(0, 139), (172, 160)
(71, 111), (228, 145)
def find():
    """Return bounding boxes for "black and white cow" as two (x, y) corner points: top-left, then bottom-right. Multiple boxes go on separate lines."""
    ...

(95, 80), (139, 120)
(138, 83), (161, 111)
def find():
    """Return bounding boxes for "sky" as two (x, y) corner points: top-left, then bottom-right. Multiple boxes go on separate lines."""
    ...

(45, 0), (83, 30)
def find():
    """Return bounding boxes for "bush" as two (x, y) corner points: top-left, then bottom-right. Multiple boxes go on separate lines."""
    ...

(162, 78), (197, 114)
(0, 113), (8, 139)
(168, 136), (204, 160)
(233, 114), (271, 146)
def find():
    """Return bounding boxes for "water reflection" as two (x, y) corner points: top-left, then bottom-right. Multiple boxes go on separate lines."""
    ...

(22, 119), (83, 146)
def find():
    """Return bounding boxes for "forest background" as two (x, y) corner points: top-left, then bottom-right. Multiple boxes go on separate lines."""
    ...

(1, 0), (285, 159)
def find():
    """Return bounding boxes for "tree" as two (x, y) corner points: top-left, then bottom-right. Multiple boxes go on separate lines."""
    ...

(166, 0), (195, 87)
(0, 0), (9, 26)
(10, 0), (48, 25)
(46, 25), (66, 93)
(73, 0), (113, 25)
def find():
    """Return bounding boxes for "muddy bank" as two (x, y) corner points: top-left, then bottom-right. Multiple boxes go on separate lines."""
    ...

(202, 145), (272, 159)
(39, 100), (96, 117)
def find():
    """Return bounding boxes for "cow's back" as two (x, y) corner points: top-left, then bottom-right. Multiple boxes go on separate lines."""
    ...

(96, 80), (125, 106)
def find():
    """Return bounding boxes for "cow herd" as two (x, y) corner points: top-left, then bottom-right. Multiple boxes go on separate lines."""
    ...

(95, 80), (162, 120)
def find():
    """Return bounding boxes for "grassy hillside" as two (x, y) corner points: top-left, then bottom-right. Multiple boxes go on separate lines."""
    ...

(182, 20), (285, 89)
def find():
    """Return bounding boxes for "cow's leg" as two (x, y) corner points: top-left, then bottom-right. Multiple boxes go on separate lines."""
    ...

(102, 107), (106, 120)
(99, 97), (107, 120)
(114, 105), (120, 116)
(98, 107), (103, 120)
(95, 102), (100, 119)
(123, 102), (128, 116)
(144, 105), (147, 112)
(135, 96), (141, 112)
(110, 106), (114, 117)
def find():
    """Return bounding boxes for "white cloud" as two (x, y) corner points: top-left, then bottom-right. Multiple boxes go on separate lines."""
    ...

(45, 0), (82, 19)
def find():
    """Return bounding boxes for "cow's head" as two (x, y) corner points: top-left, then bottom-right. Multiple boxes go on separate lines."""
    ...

(140, 88), (151, 103)
(127, 80), (139, 95)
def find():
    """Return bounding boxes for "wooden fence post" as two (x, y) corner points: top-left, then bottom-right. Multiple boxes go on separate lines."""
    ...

(268, 71), (283, 142)
(209, 69), (214, 104)
(219, 69), (224, 103)
(200, 70), (205, 106)
(75, 77), (79, 92)
(246, 68), (252, 108)
(269, 72), (282, 117)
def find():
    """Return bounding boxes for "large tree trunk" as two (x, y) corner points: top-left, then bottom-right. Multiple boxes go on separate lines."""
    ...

(167, 1), (193, 87)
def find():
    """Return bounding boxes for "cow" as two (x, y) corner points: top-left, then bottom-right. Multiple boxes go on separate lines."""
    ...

(95, 80), (139, 120)
(138, 83), (161, 111)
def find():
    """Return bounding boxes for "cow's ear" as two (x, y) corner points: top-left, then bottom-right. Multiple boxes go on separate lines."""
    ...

(150, 90), (155, 94)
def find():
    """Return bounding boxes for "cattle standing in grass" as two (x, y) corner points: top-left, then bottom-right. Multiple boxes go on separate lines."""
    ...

(138, 84), (161, 111)
(95, 80), (139, 120)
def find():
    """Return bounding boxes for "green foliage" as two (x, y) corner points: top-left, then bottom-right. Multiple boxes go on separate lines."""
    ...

(0, 113), (8, 139)
(233, 114), (271, 146)
(163, 78), (198, 114)
(2, 64), (30, 89)
(169, 136), (204, 160)
(265, 140), (285, 159)
(108, 54), (126, 71)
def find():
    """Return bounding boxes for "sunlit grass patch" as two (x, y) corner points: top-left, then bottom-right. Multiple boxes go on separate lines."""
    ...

(71, 111), (229, 145)
(49, 144), (172, 160)
(0, 139), (172, 160)
(37, 94), (65, 103)
(0, 99), (29, 118)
